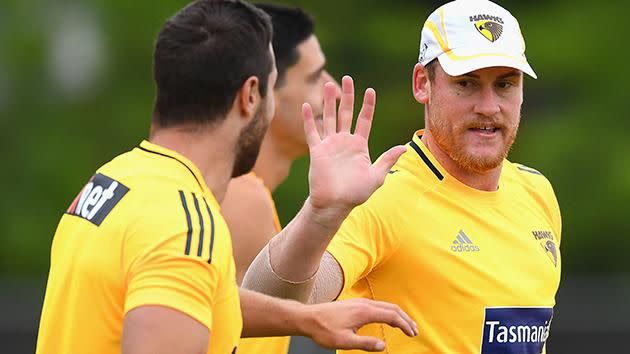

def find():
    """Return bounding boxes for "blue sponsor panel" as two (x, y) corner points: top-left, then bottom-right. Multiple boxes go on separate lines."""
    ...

(481, 307), (553, 354)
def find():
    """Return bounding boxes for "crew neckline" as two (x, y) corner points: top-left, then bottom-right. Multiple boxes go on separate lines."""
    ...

(137, 140), (214, 200)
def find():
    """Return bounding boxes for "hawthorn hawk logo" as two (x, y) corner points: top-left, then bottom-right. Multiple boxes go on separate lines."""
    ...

(476, 20), (503, 42)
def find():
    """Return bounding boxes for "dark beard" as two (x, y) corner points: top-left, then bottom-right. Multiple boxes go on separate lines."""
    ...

(231, 106), (268, 178)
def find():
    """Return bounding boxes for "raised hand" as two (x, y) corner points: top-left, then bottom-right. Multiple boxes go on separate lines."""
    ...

(303, 76), (406, 215)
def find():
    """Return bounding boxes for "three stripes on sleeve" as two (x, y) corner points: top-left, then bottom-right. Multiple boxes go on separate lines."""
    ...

(179, 191), (216, 263)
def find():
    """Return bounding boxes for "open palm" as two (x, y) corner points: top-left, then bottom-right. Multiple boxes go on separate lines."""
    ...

(304, 76), (406, 214)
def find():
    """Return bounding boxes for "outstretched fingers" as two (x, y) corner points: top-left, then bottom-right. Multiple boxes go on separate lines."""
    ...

(303, 103), (321, 147)
(337, 76), (354, 133)
(354, 88), (376, 139)
(322, 82), (339, 137)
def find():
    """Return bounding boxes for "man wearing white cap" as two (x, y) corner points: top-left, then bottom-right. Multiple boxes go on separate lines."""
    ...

(244, 0), (561, 353)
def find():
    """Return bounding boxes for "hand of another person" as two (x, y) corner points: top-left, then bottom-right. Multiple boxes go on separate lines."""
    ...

(299, 298), (418, 352)
(303, 76), (406, 224)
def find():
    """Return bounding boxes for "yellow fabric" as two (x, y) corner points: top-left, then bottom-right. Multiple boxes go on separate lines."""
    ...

(238, 173), (291, 354)
(36, 140), (242, 354)
(327, 131), (561, 354)
(238, 336), (291, 354)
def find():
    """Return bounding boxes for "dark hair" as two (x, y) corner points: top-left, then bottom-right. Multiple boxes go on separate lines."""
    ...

(153, 0), (273, 127)
(255, 3), (314, 87)
(425, 59), (437, 82)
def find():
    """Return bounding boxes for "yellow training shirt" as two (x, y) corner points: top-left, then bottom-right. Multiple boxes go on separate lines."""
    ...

(327, 131), (561, 354)
(237, 173), (291, 354)
(36, 141), (242, 354)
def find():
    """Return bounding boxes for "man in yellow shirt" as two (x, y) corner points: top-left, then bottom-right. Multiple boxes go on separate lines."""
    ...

(244, 0), (562, 353)
(35, 1), (418, 354)
(221, 4), (340, 354)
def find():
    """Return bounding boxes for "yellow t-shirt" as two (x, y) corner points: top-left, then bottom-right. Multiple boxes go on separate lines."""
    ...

(36, 141), (242, 354)
(237, 173), (291, 354)
(327, 131), (561, 354)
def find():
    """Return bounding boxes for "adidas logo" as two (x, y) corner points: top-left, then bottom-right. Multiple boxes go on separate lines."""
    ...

(451, 230), (480, 252)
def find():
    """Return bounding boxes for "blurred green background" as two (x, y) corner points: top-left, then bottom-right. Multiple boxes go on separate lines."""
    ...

(0, 0), (628, 352)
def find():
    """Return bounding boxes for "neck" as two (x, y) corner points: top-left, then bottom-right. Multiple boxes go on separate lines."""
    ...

(150, 125), (236, 202)
(251, 133), (301, 192)
(421, 129), (502, 191)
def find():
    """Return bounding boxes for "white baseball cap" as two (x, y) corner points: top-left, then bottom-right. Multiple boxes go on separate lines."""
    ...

(418, 0), (537, 78)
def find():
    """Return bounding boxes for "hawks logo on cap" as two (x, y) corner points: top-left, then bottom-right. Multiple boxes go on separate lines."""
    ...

(469, 14), (504, 42)
(476, 20), (503, 42)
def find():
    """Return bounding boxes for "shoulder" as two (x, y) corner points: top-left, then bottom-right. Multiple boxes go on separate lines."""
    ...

(95, 147), (206, 214)
(122, 188), (231, 273)
(504, 161), (562, 240)
(221, 174), (278, 280)
(91, 151), (230, 265)
(126, 188), (214, 242)
(225, 174), (273, 203)
(221, 174), (279, 258)
(222, 174), (275, 216)
(64, 149), (186, 231)
(107, 164), (225, 255)
(505, 161), (557, 199)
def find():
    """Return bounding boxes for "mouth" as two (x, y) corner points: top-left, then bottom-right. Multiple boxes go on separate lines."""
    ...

(468, 125), (501, 136)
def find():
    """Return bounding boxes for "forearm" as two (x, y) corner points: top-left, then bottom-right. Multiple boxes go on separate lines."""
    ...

(242, 243), (343, 303)
(269, 197), (349, 281)
(242, 198), (348, 302)
(239, 288), (306, 338)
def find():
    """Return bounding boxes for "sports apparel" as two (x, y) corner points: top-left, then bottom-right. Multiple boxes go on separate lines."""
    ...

(237, 173), (290, 354)
(419, 0), (537, 78)
(36, 140), (241, 354)
(327, 131), (561, 354)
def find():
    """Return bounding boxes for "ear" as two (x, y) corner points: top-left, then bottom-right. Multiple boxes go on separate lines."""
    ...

(237, 76), (261, 122)
(412, 63), (430, 104)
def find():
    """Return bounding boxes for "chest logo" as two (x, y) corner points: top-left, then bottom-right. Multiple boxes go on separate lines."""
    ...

(542, 240), (558, 267)
(451, 230), (480, 252)
(532, 231), (558, 267)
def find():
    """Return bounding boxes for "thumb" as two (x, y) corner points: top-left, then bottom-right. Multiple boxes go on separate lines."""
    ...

(336, 332), (386, 352)
(372, 145), (407, 185)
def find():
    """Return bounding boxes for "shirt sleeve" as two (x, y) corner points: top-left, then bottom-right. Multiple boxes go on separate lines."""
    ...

(122, 191), (221, 330)
(541, 177), (562, 246)
(326, 181), (402, 294)
(548, 186), (562, 246)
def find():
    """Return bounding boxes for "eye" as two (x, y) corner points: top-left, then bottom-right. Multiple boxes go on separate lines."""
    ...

(307, 70), (325, 84)
(308, 75), (320, 84)
(457, 80), (471, 88)
(496, 81), (514, 89)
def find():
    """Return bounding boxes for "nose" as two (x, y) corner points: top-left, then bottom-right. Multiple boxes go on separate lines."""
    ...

(474, 86), (501, 117)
